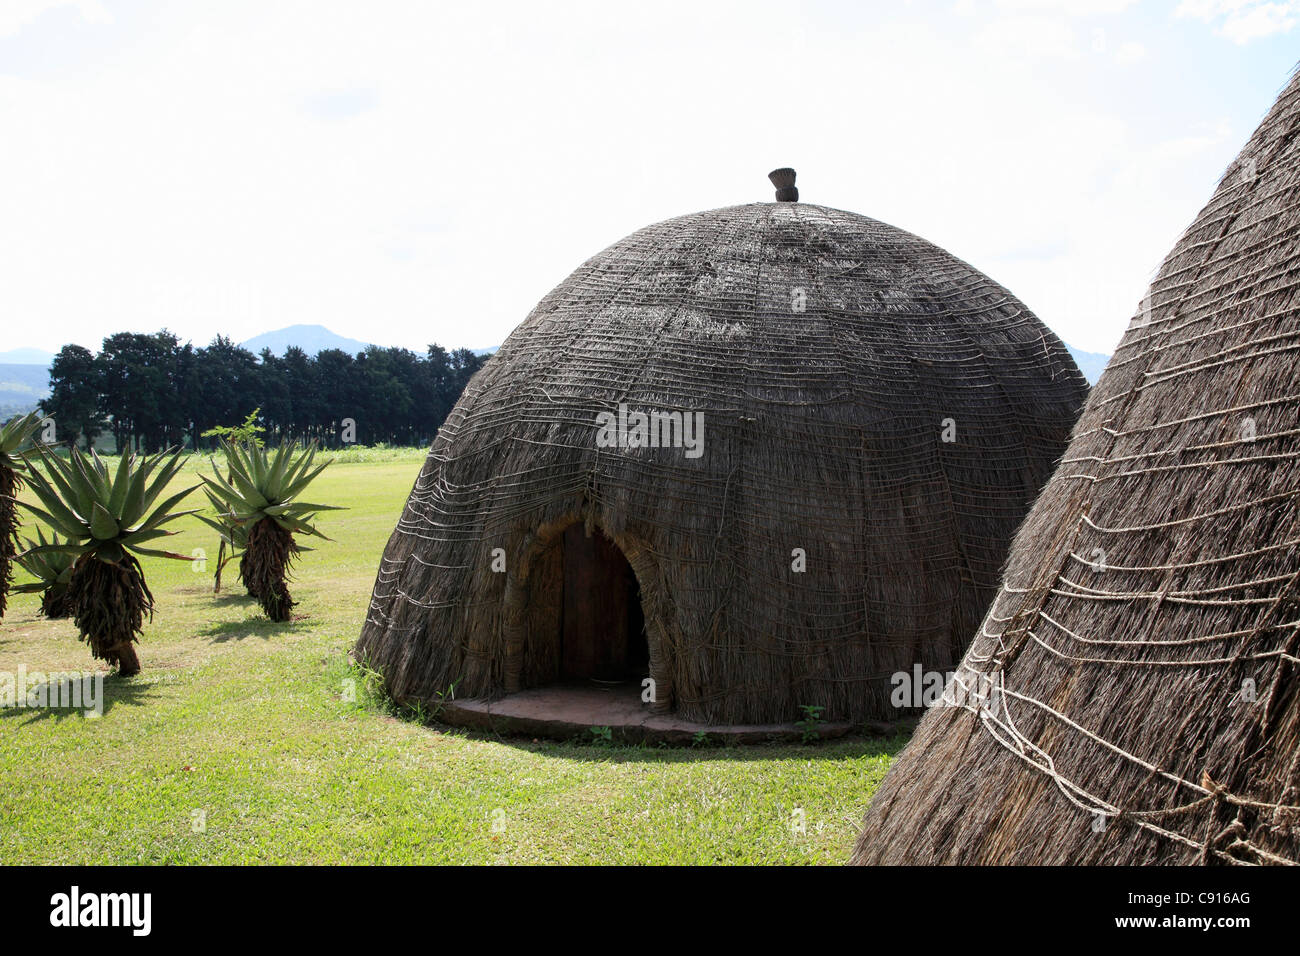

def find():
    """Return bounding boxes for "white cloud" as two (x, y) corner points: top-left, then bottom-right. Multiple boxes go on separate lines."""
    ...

(995, 0), (1139, 12)
(0, 0), (108, 38)
(955, 0), (1139, 19)
(1177, 0), (1299, 43)
(1113, 39), (1146, 62)
(973, 14), (1084, 60)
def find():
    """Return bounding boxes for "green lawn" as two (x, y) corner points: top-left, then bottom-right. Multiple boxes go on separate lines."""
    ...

(0, 452), (901, 864)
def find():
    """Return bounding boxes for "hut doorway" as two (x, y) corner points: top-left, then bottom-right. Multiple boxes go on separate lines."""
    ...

(558, 524), (648, 683)
(517, 523), (650, 691)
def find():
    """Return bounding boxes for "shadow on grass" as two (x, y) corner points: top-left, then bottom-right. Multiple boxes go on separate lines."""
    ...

(397, 709), (914, 764)
(212, 591), (259, 605)
(448, 727), (914, 764)
(200, 615), (311, 643)
(0, 673), (159, 724)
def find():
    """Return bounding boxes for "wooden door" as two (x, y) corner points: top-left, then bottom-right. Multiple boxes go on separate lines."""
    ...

(561, 525), (646, 681)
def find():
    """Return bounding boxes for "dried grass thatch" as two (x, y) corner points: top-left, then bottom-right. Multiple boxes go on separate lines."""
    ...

(356, 196), (1087, 725)
(853, 70), (1300, 865)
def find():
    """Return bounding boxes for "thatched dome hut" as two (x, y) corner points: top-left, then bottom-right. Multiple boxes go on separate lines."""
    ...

(853, 72), (1300, 864)
(356, 171), (1087, 728)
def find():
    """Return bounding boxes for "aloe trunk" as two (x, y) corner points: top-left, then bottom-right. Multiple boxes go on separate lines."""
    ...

(40, 585), (73, 619)
(66, 554), (152, 675)
(240, 517), (298, 621)
(0, 411), (42, 619)
(0, 466), (16, 618)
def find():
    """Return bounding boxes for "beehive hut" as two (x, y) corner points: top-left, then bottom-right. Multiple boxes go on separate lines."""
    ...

(356, 170), (1088, 733)
(853, 72), (1300, 864)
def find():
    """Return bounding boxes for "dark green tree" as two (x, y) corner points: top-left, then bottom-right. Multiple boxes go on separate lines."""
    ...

(312, 349), (357, 446)
(187, 336), (260, 449)
(98, 331), (186, 452)
(42, 345), (105, 449)
(36, 329), (486, 451)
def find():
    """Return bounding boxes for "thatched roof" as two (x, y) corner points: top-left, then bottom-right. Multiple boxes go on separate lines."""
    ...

(355, 195), (1087, 725)
(853, 71), (1300, 864)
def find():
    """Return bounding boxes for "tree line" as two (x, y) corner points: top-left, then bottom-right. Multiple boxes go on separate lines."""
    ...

(40, 330), (488, 451)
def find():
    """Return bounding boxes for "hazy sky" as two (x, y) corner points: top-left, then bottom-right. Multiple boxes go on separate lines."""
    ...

(1, 0), (1297, 356)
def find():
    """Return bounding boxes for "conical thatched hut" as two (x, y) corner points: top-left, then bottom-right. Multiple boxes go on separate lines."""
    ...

(356, 171), (1087, 729)
(853, 72), (1300, 864)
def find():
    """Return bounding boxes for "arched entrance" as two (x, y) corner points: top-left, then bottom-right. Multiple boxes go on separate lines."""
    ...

(501, 520), (657, 698)
(556, 524), (648, 682)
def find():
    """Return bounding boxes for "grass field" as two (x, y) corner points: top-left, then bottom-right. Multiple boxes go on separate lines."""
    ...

(0, 450), (902, 864)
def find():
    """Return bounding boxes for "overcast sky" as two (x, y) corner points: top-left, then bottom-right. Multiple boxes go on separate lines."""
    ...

(1, 0), (1297, 357)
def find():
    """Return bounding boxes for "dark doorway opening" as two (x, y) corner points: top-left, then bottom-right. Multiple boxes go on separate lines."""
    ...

(559, 524), (648, 683)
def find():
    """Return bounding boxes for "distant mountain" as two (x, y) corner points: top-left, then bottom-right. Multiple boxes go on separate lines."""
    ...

(0, 347), (56, 365)
(240, 323), (373, 356)
(0, 363), (51, 416)
(1064, 344), (1111, 385)
(241, 324), (497, 358)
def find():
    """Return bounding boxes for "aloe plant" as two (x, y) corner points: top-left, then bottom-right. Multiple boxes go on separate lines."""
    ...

(18, 446), (198, 675)
(0, 411), (43, 618)
(199, 441), (340, 621)
(13, 527), (75, 618)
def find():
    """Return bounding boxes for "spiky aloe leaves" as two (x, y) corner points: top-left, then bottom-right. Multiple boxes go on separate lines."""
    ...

(0, 410), (42, 472)
(13, 527), (75, 619)
(199, 440), (341, 539)
(18, 445), (198, 565)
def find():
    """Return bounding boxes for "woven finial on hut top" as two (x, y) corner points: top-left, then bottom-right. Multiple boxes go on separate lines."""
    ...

(769, 167), (798, 202)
